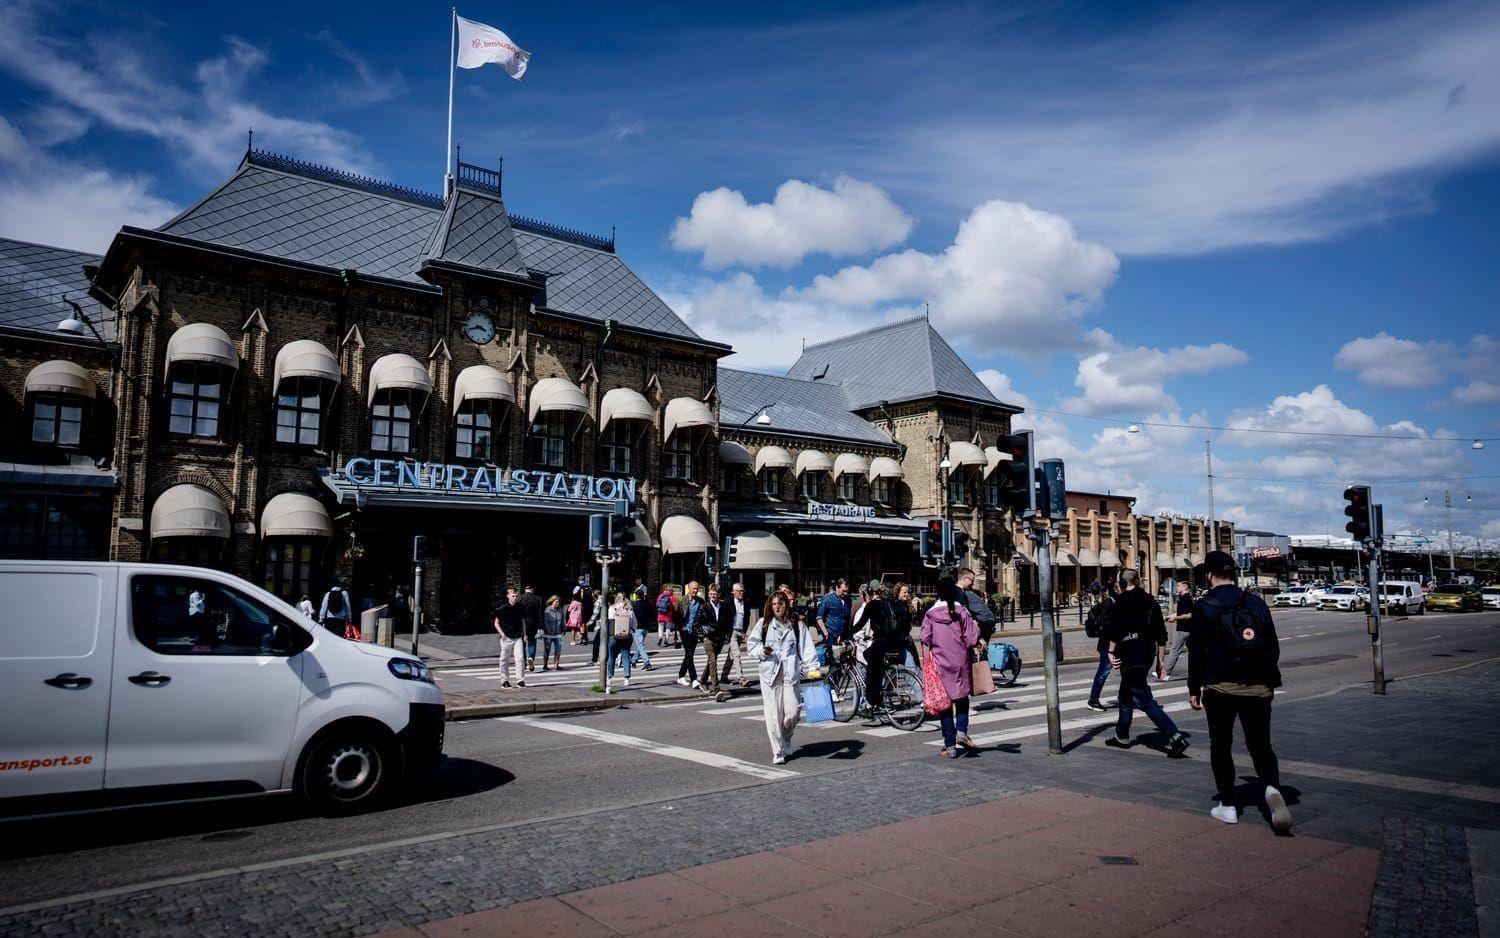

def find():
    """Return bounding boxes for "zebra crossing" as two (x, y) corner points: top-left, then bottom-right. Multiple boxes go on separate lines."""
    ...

(436, 646), (712, 689)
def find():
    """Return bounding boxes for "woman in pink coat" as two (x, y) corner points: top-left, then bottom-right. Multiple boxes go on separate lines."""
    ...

(921, 577), (981, 757)
(566, 596), (585, 645)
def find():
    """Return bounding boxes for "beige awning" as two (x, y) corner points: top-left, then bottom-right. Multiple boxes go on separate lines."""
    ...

(1098, 549), (1122, 567)
(260, 492), (333, 538)
(599, 387), (653, 431)
(754, 445), (794, 473)
(453, 365), (516, 415)
(1077, 548), (1100, 566)
(622, 519), (655, 549)
(272, 340), (340, 390)
(868, 456), (903, 481)
(527, 376), (588, 423)
(947, 441), (985, 469)
(165, 323), (238, 371)
(1155, 551), (1175, 568)
(367, 353), (433, 406)
(832, 453), (869, 480)
(1053, 548), (1079, 566)
(25, 360), (96, 399)
(983, 445), (1012, 478)
(1190, 551), (1206, 566)
(795, 449), (832, 476)
(663, 396), (714, 441)
(660, 514), (714, 555)
(1174, 553), (1192, 568)
(719, 440), (753, 466)
(150, 483), (230, 540)
(728, 529), (792, 571)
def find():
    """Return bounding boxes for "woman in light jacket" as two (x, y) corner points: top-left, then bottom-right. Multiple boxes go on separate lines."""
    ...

(921, 577), (981, 758)
(746, 592), (819, 765)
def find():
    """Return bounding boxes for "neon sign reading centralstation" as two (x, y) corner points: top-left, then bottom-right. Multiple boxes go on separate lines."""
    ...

(340, 457), (637, 504)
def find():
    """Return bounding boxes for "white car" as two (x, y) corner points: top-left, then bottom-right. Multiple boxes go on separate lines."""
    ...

(0, 561), (444, 816)
(1483, 587), (1500, 610)
(1274, 586), (1312, 607)
(1303, 585), (1333, 606)
(1380, 581), (1426, 616)
(1319, 586), (1368, 611)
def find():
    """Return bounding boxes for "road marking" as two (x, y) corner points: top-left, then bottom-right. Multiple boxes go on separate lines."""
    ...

(707, 703), (770, 716)
(865, 683), (1192, 740)
(957, 700), (1195, 746)
(1277, 759), (1500, 804)
(508, 715), (798, 781)
(1311, 632), (1327, 636)
(1421, 635), (1445, 641)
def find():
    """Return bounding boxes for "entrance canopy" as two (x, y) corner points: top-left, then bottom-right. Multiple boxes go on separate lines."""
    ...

(528, 376), (588, 423)
(273, 340), (340, 390)
(754, 445), (793, 473)
(367, 353), (432, 405)
(832, 453), (869, 480)
(599, 387), (653, 431)
(166, 323), (239, 372)
(25, 360), (96, 399)
(660, 514), (714, 555)
(261, 492), (333, 538)
(1155, 551), (1174, 568)
(728, 529), (792, 571)
(663, 396), (714, 441)
(150, 484), (229, 540)
(1053, 548), (1078, 566)
(453, 365), (515, 415)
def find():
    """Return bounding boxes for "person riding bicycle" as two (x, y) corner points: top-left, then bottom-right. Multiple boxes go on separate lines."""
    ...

(860, 580), (910, 710)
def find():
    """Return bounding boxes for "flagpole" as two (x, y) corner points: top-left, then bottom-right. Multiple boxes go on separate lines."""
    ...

(445, 6), (456, 195)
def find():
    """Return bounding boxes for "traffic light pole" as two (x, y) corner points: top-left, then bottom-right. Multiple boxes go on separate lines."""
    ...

(597, 552), (613, 693)
(1035, 520), (1063, 754)
(1367, 545), (1385, 695)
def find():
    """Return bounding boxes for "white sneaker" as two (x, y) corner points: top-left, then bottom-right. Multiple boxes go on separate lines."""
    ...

(675, 677), (690, 686)
(772, 754), (786, 766)
(692, 680), (703, 690)
(1210, 803), (1239, 825)
(622, 677), (631, 687)
(1265, 786), (1293, 832)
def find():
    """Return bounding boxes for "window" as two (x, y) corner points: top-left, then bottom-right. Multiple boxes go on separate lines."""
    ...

(982, 476), (1001, 507)
(838, 473), (858, 501)
(800, 471), (823, 501)
(599, 422), (633, 474)
(263, 541), (317, 601)
(871, 477), (892, 504)
(530, 411), (568, 468)
(947, 473), (970, 506)
(275, 376), (322, 447)
(31, 395), (84, 446)
(131, 574), (298, 656)
(665, 432), (696, 482)
(0, 495), (102, 560)
(720, 465), (746, 497)
(456, 400), (499, 461)
(662, 552), (705, 588)
(371, 388), (417, 454)
(168, 362), (224, 438)
(151, 537), (223, 567)
(1099, 499), (1108, 515)
(758, 467), (782, 498)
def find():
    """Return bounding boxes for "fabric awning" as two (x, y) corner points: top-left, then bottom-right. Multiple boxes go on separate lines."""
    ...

(947, 441), (985, 469)
(983, 445), (1012, 477)
(1077, 548), (1100, 566)
(660, 514), (714, 555)
(1190, 551), (1206, 566)
(719, 440), (753, 466)
(598, 387), (653, 431)
(1098, 549), (1122, 567)
(1154, 551), (1174, 568)
(25, 360), (96, 399)
(165, 323), (238, 371)
(150, 483), (230, 540)
(272, 340), (340, 390)
(663, 396), (714, 441)
(622, 519), (655, 549)
(795, 449), (832, 476)
(754, 445), (794, 473)
(728, 529), (792, 571)
(868, 456), (903, 481)
(1053, 548), (1078, 566)
(527, 376), (588, 423)
(1174, 553), (1192, 568)
(453, 365), (516, 415)
(832, 453), (869, 480)
(367, 353), (433, 406)
(260, 492), (333, 538)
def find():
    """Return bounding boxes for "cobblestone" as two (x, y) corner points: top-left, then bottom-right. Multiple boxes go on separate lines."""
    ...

(1368, 818), (1479, 938)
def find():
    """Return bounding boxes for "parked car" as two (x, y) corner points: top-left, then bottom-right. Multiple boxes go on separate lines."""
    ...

(1379, 581), (1426, 616)
(1425, 583), (1484, 612)
(1319, 586), (1368, 611)
(0, 561), (445, 817)
(1274, 586), (1312, 607)
(1482, 586), (1500, 611)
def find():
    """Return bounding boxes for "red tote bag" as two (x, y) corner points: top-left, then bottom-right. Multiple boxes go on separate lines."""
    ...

(921, 649), (952, 716)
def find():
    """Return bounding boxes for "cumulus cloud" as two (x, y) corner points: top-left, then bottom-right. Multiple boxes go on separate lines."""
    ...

(797, 199), (1119, 352)
(1334, 333), (1450, 389)
(976, 369), (1031, 411)
(1452, 381), (1500, 406)
(670, 176), (913, 269)
(1060, 337), (1248, 416)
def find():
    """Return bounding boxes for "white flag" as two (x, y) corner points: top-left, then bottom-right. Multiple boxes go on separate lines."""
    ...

(456, 15), (530, 79)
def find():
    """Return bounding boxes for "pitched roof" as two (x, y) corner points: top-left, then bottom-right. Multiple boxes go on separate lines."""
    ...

(785, 316), (1017, 411)
(0, 237), (111, 339)
(718, 367), (895, 447)
(152, 150), (706, 343)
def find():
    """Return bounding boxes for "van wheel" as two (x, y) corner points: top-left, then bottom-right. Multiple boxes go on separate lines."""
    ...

(299, 729), (392, 815)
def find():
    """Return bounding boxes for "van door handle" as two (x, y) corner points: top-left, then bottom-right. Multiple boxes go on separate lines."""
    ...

(44, 673), (93, 689)
(128, 671), (171, 687)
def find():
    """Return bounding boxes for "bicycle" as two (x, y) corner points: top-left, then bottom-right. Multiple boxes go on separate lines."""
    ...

(826, 645), (925, 731)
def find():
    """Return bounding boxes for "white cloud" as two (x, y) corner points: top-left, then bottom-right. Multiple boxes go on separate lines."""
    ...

(1335, 332), (1450, 389)
(797, 199), (1119, 352)
(975, 369), (1031, 411)
(670, 176), (913, 269)
(1452, 381), (1500, 406)
(1061, 337), (1248, 416)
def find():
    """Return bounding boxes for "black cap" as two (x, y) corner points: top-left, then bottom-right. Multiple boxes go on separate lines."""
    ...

(1204, 550), (1236, 577)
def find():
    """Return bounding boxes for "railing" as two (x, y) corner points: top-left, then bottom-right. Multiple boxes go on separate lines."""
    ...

(247, 149), (444, 208)
(456, 161), (502, 195)
(510, 214), (615, 253)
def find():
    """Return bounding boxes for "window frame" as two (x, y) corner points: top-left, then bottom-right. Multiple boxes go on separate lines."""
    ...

(757, 467), (782, 498)
(799, 470), (824, 502)
(947, 471), (972, 507)
(598, 420), (635, 475)
(664, 430), (697, 483)
(30, 393), (86, 447)
(871, 476), (893, 505)
(274, 375), (325, 448)
(455, 399), (501, 462)
(167, 361), (226, 440)
(262, 539), (320, 602)
(529, 410), (569, 469)
(370, 387), (419, 455)
(837, 472), (858, 502)
(129, 573), (300, 658)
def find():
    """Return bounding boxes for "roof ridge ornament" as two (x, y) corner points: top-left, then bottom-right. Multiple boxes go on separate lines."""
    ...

(510, 213), (615, 253)
(247, 148), (445, 209)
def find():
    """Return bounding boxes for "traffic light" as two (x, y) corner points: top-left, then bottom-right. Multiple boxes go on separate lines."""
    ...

(704, 543), (720, 572)
(608, 514), (628, 550)
(920, 518), (949, 566)
(1373, 504), (1384, 545)
(951, 529), (971, 561)
(1039, 458), (1068, 520)
(1343, 485), (1372, 542)
(993, 431), (1036, 515)
(588, 514), (609, 552)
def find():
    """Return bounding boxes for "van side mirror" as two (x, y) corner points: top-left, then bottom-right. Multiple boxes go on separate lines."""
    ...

(269, 622), (293, 654)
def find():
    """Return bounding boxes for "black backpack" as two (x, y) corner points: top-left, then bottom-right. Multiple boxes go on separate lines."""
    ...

(1084, 601), (1107, 638)
(1203, 593), (1274, 672)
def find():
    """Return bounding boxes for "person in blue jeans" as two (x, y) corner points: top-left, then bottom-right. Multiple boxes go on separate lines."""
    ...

(1103, 569), (1188, 756)
(629, 586), (655, 670)
(605, 593), (635, 689)
(1086, 581), (1119, 711)
(814, 579), (852, 666)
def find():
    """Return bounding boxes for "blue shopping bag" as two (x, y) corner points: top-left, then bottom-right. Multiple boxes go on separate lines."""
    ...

(987, 641), (1017, 671)
(800, 680), (835, 723)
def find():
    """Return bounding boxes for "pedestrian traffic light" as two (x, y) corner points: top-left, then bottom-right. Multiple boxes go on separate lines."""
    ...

(920, 518), (949, 566)
(607, 514), (628, 550)
(993, 431), (1036, 515)
(1039, 458), (1067, 520)
(588, 514), (609, 552)
(1343, 485), (1372, 542)
(951, 529), (971, 561)
(1373, 504), (1384, 546)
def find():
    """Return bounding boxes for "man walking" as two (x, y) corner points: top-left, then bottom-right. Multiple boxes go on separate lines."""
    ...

(1189, 550), (1290, 831)
(1162, 580), (1195, 678)
(676, 581), (704, 688)
(720, 582), (753, 687)
(493, 587), (527, 689)
(1105, 569), (1189, 756)
(699, 583), (735, 701)
(319, 581), (355, 638)
(520, 585), (545, 672)
(1085, 580), (1119, 711)
(630, 585), (655, 671)
(957, 568), (997, 644)
(815, 578), (852, 666)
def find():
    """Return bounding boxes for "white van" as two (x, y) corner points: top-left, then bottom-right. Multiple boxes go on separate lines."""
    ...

(0, 561), (444, 816)
(1379, 581), (1425, 616)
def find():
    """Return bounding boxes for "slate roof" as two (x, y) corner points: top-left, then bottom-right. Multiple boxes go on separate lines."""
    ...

(718, 367), (895, 447)
(785, 316), (1018, 411)
(151, 150), (707, 344)
(0, 237), (111, 339)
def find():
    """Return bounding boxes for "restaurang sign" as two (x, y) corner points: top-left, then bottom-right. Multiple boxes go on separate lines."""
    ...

(338, 457), (637, 504)
(806, 498), (876, 520)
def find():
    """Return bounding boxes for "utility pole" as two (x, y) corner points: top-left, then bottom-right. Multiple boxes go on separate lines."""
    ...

(596, 551), (613, 692)
(1205, 440), (1217, 552)
(1038, 458), (1067, 755)
(1444, 490), (1456, 574)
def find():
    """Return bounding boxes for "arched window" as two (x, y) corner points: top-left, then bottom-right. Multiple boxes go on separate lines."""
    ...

(837, 473), (858, 501)
(31, 395), (85, 446)
(272, 341), (339, 448)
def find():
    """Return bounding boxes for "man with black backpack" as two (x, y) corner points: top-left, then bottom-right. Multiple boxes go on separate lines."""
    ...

(1085, 580), (1118, 711)
(1189, 551), (1291, 831)
(1104, 569), (1189, 756)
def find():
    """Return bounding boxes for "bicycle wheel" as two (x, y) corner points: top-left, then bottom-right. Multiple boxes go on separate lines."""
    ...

(829, 664), (860, 722)
(997, 652), (1022, 688)
(883, 666), (926, 731)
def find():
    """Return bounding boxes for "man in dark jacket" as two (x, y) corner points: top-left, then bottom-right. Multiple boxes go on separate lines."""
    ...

(1189, 550), (1290, 831)
(630, 586), (656, 672)
(1105, 569), (1189, 756)
(957, 568), (997, 643)
(520, 586), (545, 672)
(1086, 581), (1119, 711)
(700, 583), (735, 701)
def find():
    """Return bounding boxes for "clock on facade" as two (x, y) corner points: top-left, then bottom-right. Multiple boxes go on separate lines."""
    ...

(463, 309), (496, 344)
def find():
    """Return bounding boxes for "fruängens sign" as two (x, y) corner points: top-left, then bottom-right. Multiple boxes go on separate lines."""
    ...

(339, 457), (637, 504)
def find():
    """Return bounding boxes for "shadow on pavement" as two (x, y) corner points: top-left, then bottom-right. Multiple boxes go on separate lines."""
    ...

(792, 739), (866, 761)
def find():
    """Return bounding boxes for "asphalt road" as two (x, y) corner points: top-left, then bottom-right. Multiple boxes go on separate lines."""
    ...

(3, 606), (1497, 911)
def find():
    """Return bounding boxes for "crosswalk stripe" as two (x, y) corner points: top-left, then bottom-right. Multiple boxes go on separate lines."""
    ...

(507, 716), (797, 781)
(953, 700), (1195, 746)
(865, 683), (1191, 739)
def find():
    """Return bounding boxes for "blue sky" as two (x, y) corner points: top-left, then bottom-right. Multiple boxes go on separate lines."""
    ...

(1, 0), (1496, 545)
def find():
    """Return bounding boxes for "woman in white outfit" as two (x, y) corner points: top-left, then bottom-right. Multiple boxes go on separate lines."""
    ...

(746, 592), (820, 766)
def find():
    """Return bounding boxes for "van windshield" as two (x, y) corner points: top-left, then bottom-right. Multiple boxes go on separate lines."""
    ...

(1380, 586), (1408, 595)
(1435, 585), (1467, 594)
